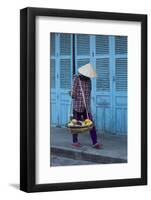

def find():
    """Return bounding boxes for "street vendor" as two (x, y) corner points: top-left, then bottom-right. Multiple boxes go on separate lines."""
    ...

(70, 63), (103, 149)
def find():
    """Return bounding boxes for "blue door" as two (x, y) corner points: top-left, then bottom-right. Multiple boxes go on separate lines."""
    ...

(92, 35), (127, 134)
(93, 35), (112, 133)
(50, 33), (127, 135)
(50, 33), (72, 127)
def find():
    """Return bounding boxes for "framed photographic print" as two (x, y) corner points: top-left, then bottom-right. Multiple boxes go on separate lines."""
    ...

(20, 7), (147, 192)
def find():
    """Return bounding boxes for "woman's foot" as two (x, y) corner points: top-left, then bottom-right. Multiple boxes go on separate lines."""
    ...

(93, 143), (103, 149)
(72, 142), (82, 148)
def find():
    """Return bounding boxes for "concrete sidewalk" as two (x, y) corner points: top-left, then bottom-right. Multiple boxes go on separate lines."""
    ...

(50, 127), (127, 165)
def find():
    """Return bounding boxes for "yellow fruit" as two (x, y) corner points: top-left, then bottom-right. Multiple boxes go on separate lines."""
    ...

(84, 119), (92, 126)
(85, 119), (91, 123)
(71, 119), (77, 124)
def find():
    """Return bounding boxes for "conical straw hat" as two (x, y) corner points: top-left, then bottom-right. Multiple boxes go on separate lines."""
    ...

(78, 63), (97, 78)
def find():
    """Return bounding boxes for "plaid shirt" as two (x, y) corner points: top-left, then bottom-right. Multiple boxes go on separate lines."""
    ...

(72, 75), (91, 113)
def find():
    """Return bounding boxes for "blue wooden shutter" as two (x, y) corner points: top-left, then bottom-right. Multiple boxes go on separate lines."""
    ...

(59, 33), (72, 126)
(96, 35), (109, 55)
(115, 36), (128, 134)
(50, 33), (58, 126)
(60, 33), (71, 56)
(60, 33), (72, 89)
(115, 36), (127, 92)
(115, 58), (127, 91)
(50, 33), (55, 56)
(76, 34), (90, 71)
(95, 35), (111, 132)
(60, 59), (71, 89)
(96, 58), (110, 91)
(115, 36), (127, 54)
(95, 35), (110, 92)
(77, 34), (90, 56)
(50, 33), (56, 88)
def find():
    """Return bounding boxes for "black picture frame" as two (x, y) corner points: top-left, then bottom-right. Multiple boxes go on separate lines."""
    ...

(20, 7), (147, 192)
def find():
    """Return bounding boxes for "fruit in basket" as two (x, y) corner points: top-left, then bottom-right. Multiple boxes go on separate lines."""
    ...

(71, 119), (78, 124)
(68, 118), (93, 128)
(85, 119), (91, 123)
(84, 119), (92, 126)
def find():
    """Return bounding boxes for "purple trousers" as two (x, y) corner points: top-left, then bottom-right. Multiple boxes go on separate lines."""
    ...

(72, 109), (97, 145)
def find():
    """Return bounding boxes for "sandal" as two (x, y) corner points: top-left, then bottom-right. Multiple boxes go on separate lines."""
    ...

(93, 143), (103, 149)
(72, 142), (82, 148)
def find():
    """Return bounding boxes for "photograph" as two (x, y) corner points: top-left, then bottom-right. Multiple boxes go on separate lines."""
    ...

(50, 33), (128, 166)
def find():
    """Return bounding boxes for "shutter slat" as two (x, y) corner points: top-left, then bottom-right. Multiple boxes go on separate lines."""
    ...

(115, 36), (127, 54)
(50, 33), (55, 56)
(116, 58), (127, 91)
(96, 58), (110, 91)
(60, 59), (71, 89)
(96, 35), (109, 55)
(77, 34), (90, 55)
(60, 33), (71, 56)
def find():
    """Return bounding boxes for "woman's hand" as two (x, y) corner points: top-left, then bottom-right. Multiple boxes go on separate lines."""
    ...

(69, 90), (75, 98)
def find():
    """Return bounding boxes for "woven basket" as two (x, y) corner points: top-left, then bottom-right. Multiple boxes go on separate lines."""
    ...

(67, 124), (93, 134)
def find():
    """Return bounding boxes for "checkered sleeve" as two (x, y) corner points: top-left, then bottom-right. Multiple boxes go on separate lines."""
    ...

(71, 75), (78, 99)
(90, 79), (92, 92)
